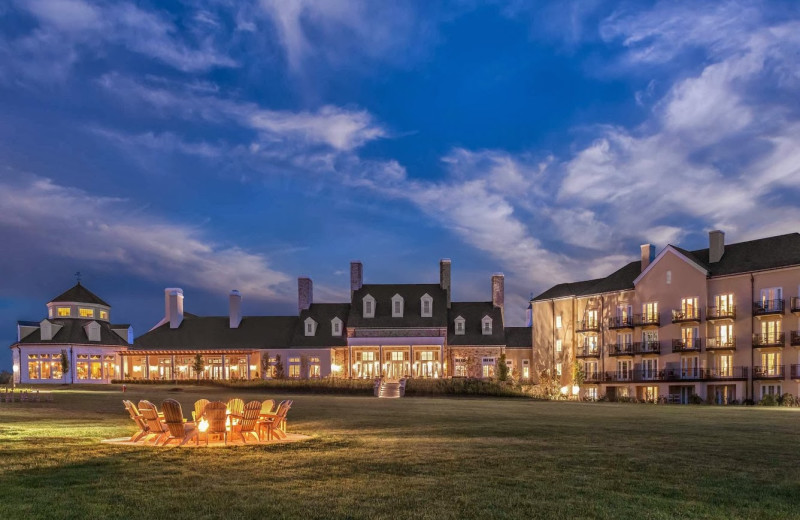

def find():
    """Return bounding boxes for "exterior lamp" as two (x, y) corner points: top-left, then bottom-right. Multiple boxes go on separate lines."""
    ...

(560, 385), (569, 395)
(331, 363), (341, 373)
(12, 364), (19, 372)
(572, 385), (580, 395)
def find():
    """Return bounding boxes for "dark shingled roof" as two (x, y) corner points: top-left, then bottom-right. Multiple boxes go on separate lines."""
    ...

(290, 303), (350, 347)
(532, 232), (800, 302)
(504, 327), (532, 349)
(15, 319), (129, 346)
(134, 315), (297, 350)
(447, 302), (505, 345)
(48, 283), (110, 307)
(348, 284), (448, 328)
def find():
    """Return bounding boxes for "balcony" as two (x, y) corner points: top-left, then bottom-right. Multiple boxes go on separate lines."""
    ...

(752, 333), (785, 348)
(607, 316), (633, 330)
(632, 369), (663, 382)
(706, 306), (736, 321)
(704, 366), (748, 380)
(576, 319), (600, 333)
(584, 371), (603, 383)
(633, 313), (660, 327)
(608, 343), (635, 356)
(633, 341), (661, 355)
(604, 370), (633, 382)
(792, 297), (800, 314)
(792, 331), (800, 347)
(753, 299), (785, 317)
(672, 338), (702, 353)
(576, 346), (601, 358)
(661, 368), (704, 382)
(705, 336), (736, 350)
(672, 308), (701, 323)
(753, 365), (785, 379)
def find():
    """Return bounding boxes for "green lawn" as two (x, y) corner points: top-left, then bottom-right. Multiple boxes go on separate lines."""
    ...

(2, 386), (800, 519)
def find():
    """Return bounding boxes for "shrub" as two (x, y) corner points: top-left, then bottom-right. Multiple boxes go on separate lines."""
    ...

(689, 393), (704, 405)
(0, 370), (11, 384)
(760, 394), (779, 406)
(780, 393), (796, 407)
(743, 398), (755, 406)
(729, 399), (740, 405)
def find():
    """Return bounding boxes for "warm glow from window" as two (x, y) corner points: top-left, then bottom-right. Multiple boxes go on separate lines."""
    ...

(99, 311), (108, 320)
(57, 307), (71, 317)
(79, 308), (94, 318)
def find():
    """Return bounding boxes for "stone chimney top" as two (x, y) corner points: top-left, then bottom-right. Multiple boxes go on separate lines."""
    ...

(492, 273), (504, 316)
(350, 261), (363, 296)
(709, 230), (725, 263)
(165, 288), (184, 329)
(440, 259), (451, 309)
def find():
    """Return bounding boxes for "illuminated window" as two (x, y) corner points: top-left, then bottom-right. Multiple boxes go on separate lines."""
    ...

(454, 357), (467, 377)
(522, 359), (530, 379)
(586, 388), (597, 400)
(289, 365), (300, 378)
(482, 357), (495, 378)
(556, 315), (562, 328)
(77, 362), (89, 380)
(79, 308), (94, 318)
(642, 302), (658, 322)
(28, 361), (39, 379)
(57, 307), (71, 317)
(556, 339), (562, 352)
(48, 308), (53, 318)
(99, 311), (108, 320)
(309, 357), (320, 378)
(555, 362), (562, 377)
(90, 362), (102, 379)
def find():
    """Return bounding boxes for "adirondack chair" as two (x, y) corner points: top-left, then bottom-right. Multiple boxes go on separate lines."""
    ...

(230, 401), (262, 443)
(203, 401), (228, 446)
(138, 400), (168, 444)
(192, 399), (209, 423)
(226, 398), (244, 428)
(123, 400), (149, 442)
(160, 399), (199, 446)
(258, 400), (292, 441)
(259, 399), (275, 417)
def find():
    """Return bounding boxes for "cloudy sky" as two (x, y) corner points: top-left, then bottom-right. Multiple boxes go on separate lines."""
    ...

(2, 0), (799, 370)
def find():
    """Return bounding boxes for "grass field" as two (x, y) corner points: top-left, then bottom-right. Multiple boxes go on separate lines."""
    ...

(2, 386), (800, 519)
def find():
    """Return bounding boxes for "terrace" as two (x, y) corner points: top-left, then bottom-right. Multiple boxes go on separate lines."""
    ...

(575, 319), (600, 333)
(608, 343), (635, 356)
(792, 297), (800, 314)
(634, 313), (660, 327)
(633, 341), (661, 355)
(576, 346), (601, 358)
(606, 315), (633, 329)
(753, 366), (786, 379)
(705, 336), (736, 350)
(672, 338), (702, 353)
(753, 333), (785, 348)
(706, 306), (736, 321)
(753, 299), (785, 317)
(671, 308), (701, 323)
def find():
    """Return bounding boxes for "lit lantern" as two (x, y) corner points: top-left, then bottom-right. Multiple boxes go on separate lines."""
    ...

(560, 385), (569, 395)
(572, 385), (580, 395)
(198, 419), (209, 433)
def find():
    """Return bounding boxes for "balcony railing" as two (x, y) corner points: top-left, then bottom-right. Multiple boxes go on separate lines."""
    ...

(672, 338), (702, 353)
(752, 333), (785, 348)
(753, 365), (785, 379)
(672, 308), (701, 323)
(706, 306), (736, 320)
(607, 316), (633, 329)
(633, 341), (661, 354)
(791, 365), (800, 380)
(584, 371), (603, 383)
(705, 336), (736, 350)
(661, 368), (703, 381)
(634, 313), (660, 327)
(792, 297), (800, 313)
(576, 320), (600, 333)
(792, 331), (800, 347)
(576, 346), (601, 358)
(704, 366), (748, 380)
(604, 370), (633, 382)
(608, 343), (635, 356)
(753, 299), (785, 316)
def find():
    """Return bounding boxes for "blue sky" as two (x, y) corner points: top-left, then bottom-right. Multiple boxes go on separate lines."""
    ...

(2, 0), (800, 371)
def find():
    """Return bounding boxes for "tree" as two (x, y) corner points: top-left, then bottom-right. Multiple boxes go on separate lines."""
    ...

(496, 353), (509, 381)
(572, 361), (585, 387)
(60, 349), (70, 383)
(260, 351), (271, 379)
(274, 354), (285, 379)
(192, 354), (205, 381)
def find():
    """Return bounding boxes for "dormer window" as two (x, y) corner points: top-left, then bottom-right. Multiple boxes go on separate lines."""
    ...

(482, 316), (493, 335)
(455, 316), (465, 335)
(304, 317), (317, 337)
(421, 294), (433, 317)
(331, 317), (343, 337)
(363, 294), (376, 318)
(391, 294), (404, 318)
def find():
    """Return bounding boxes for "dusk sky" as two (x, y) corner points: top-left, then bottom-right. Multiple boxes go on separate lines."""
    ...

(2, 0), (799, 371)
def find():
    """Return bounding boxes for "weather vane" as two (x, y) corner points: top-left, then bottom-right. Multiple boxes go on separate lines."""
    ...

(75, 271), (82, 284)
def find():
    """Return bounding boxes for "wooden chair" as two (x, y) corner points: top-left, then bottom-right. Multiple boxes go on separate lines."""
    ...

(192, 399), (209, 423)
(123, 400), (149, 442)
(258, 400), (292, 441)
(160, 399), (199, 446)
(203, 401), (228, 446)
(226, 398), (244, 416)
(231, 401), (262, 443)
(259, 399), (275, 417)
(138, 400), (168, 444)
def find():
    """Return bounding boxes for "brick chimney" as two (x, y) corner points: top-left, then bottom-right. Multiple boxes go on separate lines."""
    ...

(709, 230), (725, 263)
(640, 244), (655, 272)
(298, 277), (313, 313)
(229, 290), (242, 328)
(492, 273), (504, 315)
(440, 259), (451, 309)
(165, 288), (184, 329)
(350, 261), (363, 296)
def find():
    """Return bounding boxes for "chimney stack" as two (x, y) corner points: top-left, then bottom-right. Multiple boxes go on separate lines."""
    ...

(440, 259), (451, 308)
(350, 261), (363, 296)
(640, 244), (655, 272)
(165, 288), (184, 329)
(709, 230), (725, 263)
(229, 290), (242, 328)
(298, 277), (313, 313)
(492, 273), (504, 315)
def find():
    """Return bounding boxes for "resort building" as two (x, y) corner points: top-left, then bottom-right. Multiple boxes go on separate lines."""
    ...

(123, 260), (533, 381)
(531, 231), (800, 403)
(10, 283), (132, 384)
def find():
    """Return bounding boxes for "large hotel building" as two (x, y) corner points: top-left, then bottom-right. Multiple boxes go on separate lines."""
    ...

(531, 231), (800, 403)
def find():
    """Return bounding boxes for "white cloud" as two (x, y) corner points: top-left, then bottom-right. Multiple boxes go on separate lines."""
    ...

(0, 174), (292, 300)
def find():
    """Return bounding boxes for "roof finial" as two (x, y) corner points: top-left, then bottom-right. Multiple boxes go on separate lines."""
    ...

(75, 271), (82, 285)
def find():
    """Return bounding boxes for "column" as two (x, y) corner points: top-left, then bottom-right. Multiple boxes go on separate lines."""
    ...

(409, 346), (414, 378)
(145, 355), (150, 380)
(440, 345), (444, 379)
(379, 345), (383, 378)
(171, 355), (175, 380)
(221, 355), (226, 380)
(247, 354), (251, 380)
(120, 356), (125, 380)
(348, 345), (353, 379)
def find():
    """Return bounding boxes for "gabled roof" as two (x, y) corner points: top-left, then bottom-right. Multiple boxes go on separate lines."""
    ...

(633, 246), (707, 285)
(504, 327), (532, 349)
(348, 284), (448, 328)
(590, 261), (642, 293)
(684, 233), (800, 276)
(134, 314), (297, 350)
(290, 303), (350, 347)
(531, 278), (605, 301)
(15, 319), (129, 346)
(48, 283), (110, 307)
(446, 302), (505, 345)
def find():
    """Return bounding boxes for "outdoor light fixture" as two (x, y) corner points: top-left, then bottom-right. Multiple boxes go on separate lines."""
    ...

(132, 366), (141, 372)
(572, 385), (580, 395)
(249, 365), (257, 371)
(12, 364), (19, 373)
(331, 364), (341, 373)
(560, 385), (569, 395)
